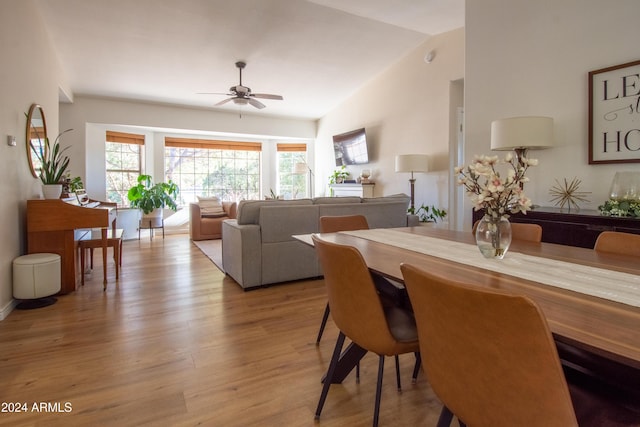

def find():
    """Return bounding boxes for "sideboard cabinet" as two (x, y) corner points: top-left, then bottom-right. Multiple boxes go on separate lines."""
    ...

(329, 183), (375, 198)
(472, 207), (640, 248)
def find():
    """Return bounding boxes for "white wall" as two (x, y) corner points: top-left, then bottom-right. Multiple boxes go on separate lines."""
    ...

(60, 96), (316, 199)
(0, 0), (65, 318)
(316, 28), (464, 217)
(464, 0), (640, 230)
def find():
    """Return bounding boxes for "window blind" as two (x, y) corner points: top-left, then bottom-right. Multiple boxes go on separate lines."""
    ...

(276, 143), (307, 152)
(165, 137), (262, 151)
(106, 131), (145, 145)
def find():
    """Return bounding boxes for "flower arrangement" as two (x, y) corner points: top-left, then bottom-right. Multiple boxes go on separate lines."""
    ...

(599, 199), (640, 217)
(454, 153), (537, 220)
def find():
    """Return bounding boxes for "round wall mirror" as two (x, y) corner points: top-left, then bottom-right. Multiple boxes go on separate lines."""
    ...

(26, 103), (47, 178)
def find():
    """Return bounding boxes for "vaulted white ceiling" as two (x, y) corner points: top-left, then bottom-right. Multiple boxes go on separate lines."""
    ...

(36, 0), (464, 120)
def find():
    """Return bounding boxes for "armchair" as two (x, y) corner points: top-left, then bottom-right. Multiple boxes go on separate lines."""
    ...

(190, 201), (237, 241)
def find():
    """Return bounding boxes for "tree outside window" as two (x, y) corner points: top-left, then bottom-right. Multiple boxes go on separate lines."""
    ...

(105, 131), (144, 206)
(164, 138), (261, 205)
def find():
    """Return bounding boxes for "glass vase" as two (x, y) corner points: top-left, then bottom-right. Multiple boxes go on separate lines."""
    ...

(475, 216), (512, 259)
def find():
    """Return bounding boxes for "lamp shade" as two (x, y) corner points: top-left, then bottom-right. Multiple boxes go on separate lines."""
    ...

(293, 162), (308, 174)
(395, 154), (429, 173)
(490, 116), (554, 151)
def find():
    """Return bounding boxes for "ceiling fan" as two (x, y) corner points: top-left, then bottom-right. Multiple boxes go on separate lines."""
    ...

(201, 61), (283, 110)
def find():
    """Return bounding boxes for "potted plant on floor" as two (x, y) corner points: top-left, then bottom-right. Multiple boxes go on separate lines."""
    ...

(127, 175), (179, 230)
(408, 204), (447, 223)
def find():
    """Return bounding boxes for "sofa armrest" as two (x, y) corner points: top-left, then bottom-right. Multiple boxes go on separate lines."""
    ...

(223, 202), (238, 219)
(189, 203), (203, 239)
(407, 214), (420, 227)
(222, 219), (262, 289)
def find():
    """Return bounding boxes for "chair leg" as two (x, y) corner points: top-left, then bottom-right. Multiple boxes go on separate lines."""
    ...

(114, 242), (120, 280)
(373, 355), (385, 427)
(356, 361), (360, 384)
(395, 354), (401, 391)
(412, 352), (421, 384)
(80, 245), (86, 286)
(315, 331), (346, 421)
(437, 406), (454, 427)
(316, 303), (331, 345)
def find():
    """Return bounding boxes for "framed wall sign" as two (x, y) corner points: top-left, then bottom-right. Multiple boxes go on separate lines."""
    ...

(589, 59), (640, 164)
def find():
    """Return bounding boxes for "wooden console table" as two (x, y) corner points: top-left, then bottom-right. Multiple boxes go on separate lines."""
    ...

(472, 207), (640, 248)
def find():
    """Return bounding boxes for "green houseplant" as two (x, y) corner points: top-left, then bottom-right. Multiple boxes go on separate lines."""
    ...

(408, 204), (447, 223)
(328, 165), (350, 185)
(127, 174), (179, 215)
(32, 129), (73, 185)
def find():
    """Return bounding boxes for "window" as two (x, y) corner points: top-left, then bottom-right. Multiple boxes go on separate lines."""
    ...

(105, 131), (144, 206)
(277, 143), (308, 199)
(165, 137), (262, 205)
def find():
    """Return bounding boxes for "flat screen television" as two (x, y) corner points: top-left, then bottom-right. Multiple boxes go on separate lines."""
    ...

(333, 128), (369, 166)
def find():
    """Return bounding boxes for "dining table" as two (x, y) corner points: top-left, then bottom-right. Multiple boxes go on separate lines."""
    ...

(298, 226), (640, 401)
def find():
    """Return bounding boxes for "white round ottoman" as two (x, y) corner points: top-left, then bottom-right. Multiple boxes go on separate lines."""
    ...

(13, 253), (61, 309)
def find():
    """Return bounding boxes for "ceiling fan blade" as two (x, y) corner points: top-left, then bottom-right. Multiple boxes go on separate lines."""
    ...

(198, 92), (232, 95)
(214, 98), (234, 107)
(251, 93), (283, 100)
(248, 98), (266, 109)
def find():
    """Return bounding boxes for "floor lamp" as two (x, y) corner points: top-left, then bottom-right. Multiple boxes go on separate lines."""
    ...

(395, 154), (429, 210)
(294, 161), (314, 198)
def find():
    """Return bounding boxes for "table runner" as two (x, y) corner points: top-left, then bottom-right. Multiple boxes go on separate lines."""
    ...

(342, 228), (640, 308)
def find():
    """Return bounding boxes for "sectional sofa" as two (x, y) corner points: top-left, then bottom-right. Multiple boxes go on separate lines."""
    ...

(221, 194), (413, 290)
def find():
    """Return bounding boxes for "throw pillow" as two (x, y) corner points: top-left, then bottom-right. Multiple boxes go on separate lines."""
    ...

(197, 196), (226, 216)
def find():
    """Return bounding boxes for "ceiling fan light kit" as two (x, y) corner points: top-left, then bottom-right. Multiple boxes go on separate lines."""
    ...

(203, 61), (283, 111)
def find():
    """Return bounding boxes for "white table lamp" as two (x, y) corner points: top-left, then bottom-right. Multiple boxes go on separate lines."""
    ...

(491, 116), (554, 166)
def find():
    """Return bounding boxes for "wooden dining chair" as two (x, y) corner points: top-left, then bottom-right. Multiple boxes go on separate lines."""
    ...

(472, 220), (542, 242)
(316, 214), (370, 344)
(79, 227), (124, 290)
(313, 235), (420, 427)
(594, 230), (640, 257)
(401, 263), (640, 427)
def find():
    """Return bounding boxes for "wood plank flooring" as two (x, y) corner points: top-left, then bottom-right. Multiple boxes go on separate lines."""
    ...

(0, 235), (441, 426)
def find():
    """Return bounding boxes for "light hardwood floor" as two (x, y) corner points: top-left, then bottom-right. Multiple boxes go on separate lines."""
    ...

(0, 235), (441, 426)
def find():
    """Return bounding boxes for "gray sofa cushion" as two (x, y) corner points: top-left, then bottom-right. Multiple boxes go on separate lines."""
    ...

(236, 199), (313, 225)
(362, 193), (411, 204)
(313, 196), (362, 204)
(260, 205), (320, 243)
(318, 199), (409, 228)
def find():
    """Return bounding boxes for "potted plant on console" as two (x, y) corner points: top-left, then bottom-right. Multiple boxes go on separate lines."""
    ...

(127, 175), (179, 238)
(32, 129), (73, 199)
(328, 166), (350, 196)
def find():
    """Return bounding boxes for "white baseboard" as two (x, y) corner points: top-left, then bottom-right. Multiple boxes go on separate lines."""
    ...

(0, 298), (17, 320)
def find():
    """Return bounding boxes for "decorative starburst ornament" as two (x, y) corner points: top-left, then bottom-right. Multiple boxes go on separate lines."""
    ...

(549, 177), (591, 210)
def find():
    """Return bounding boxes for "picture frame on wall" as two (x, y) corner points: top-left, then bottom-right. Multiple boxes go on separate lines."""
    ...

(589, 59), (640, 164)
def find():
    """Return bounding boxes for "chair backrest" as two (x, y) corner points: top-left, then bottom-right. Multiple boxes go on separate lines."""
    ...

(400, 263), (578, 427)
(594, 231), (640, 257)
(319, 215), (369, 233)
(510, 222), (542, 242)
(312, 235), (401, 354)
(472, 220), (542, 242)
